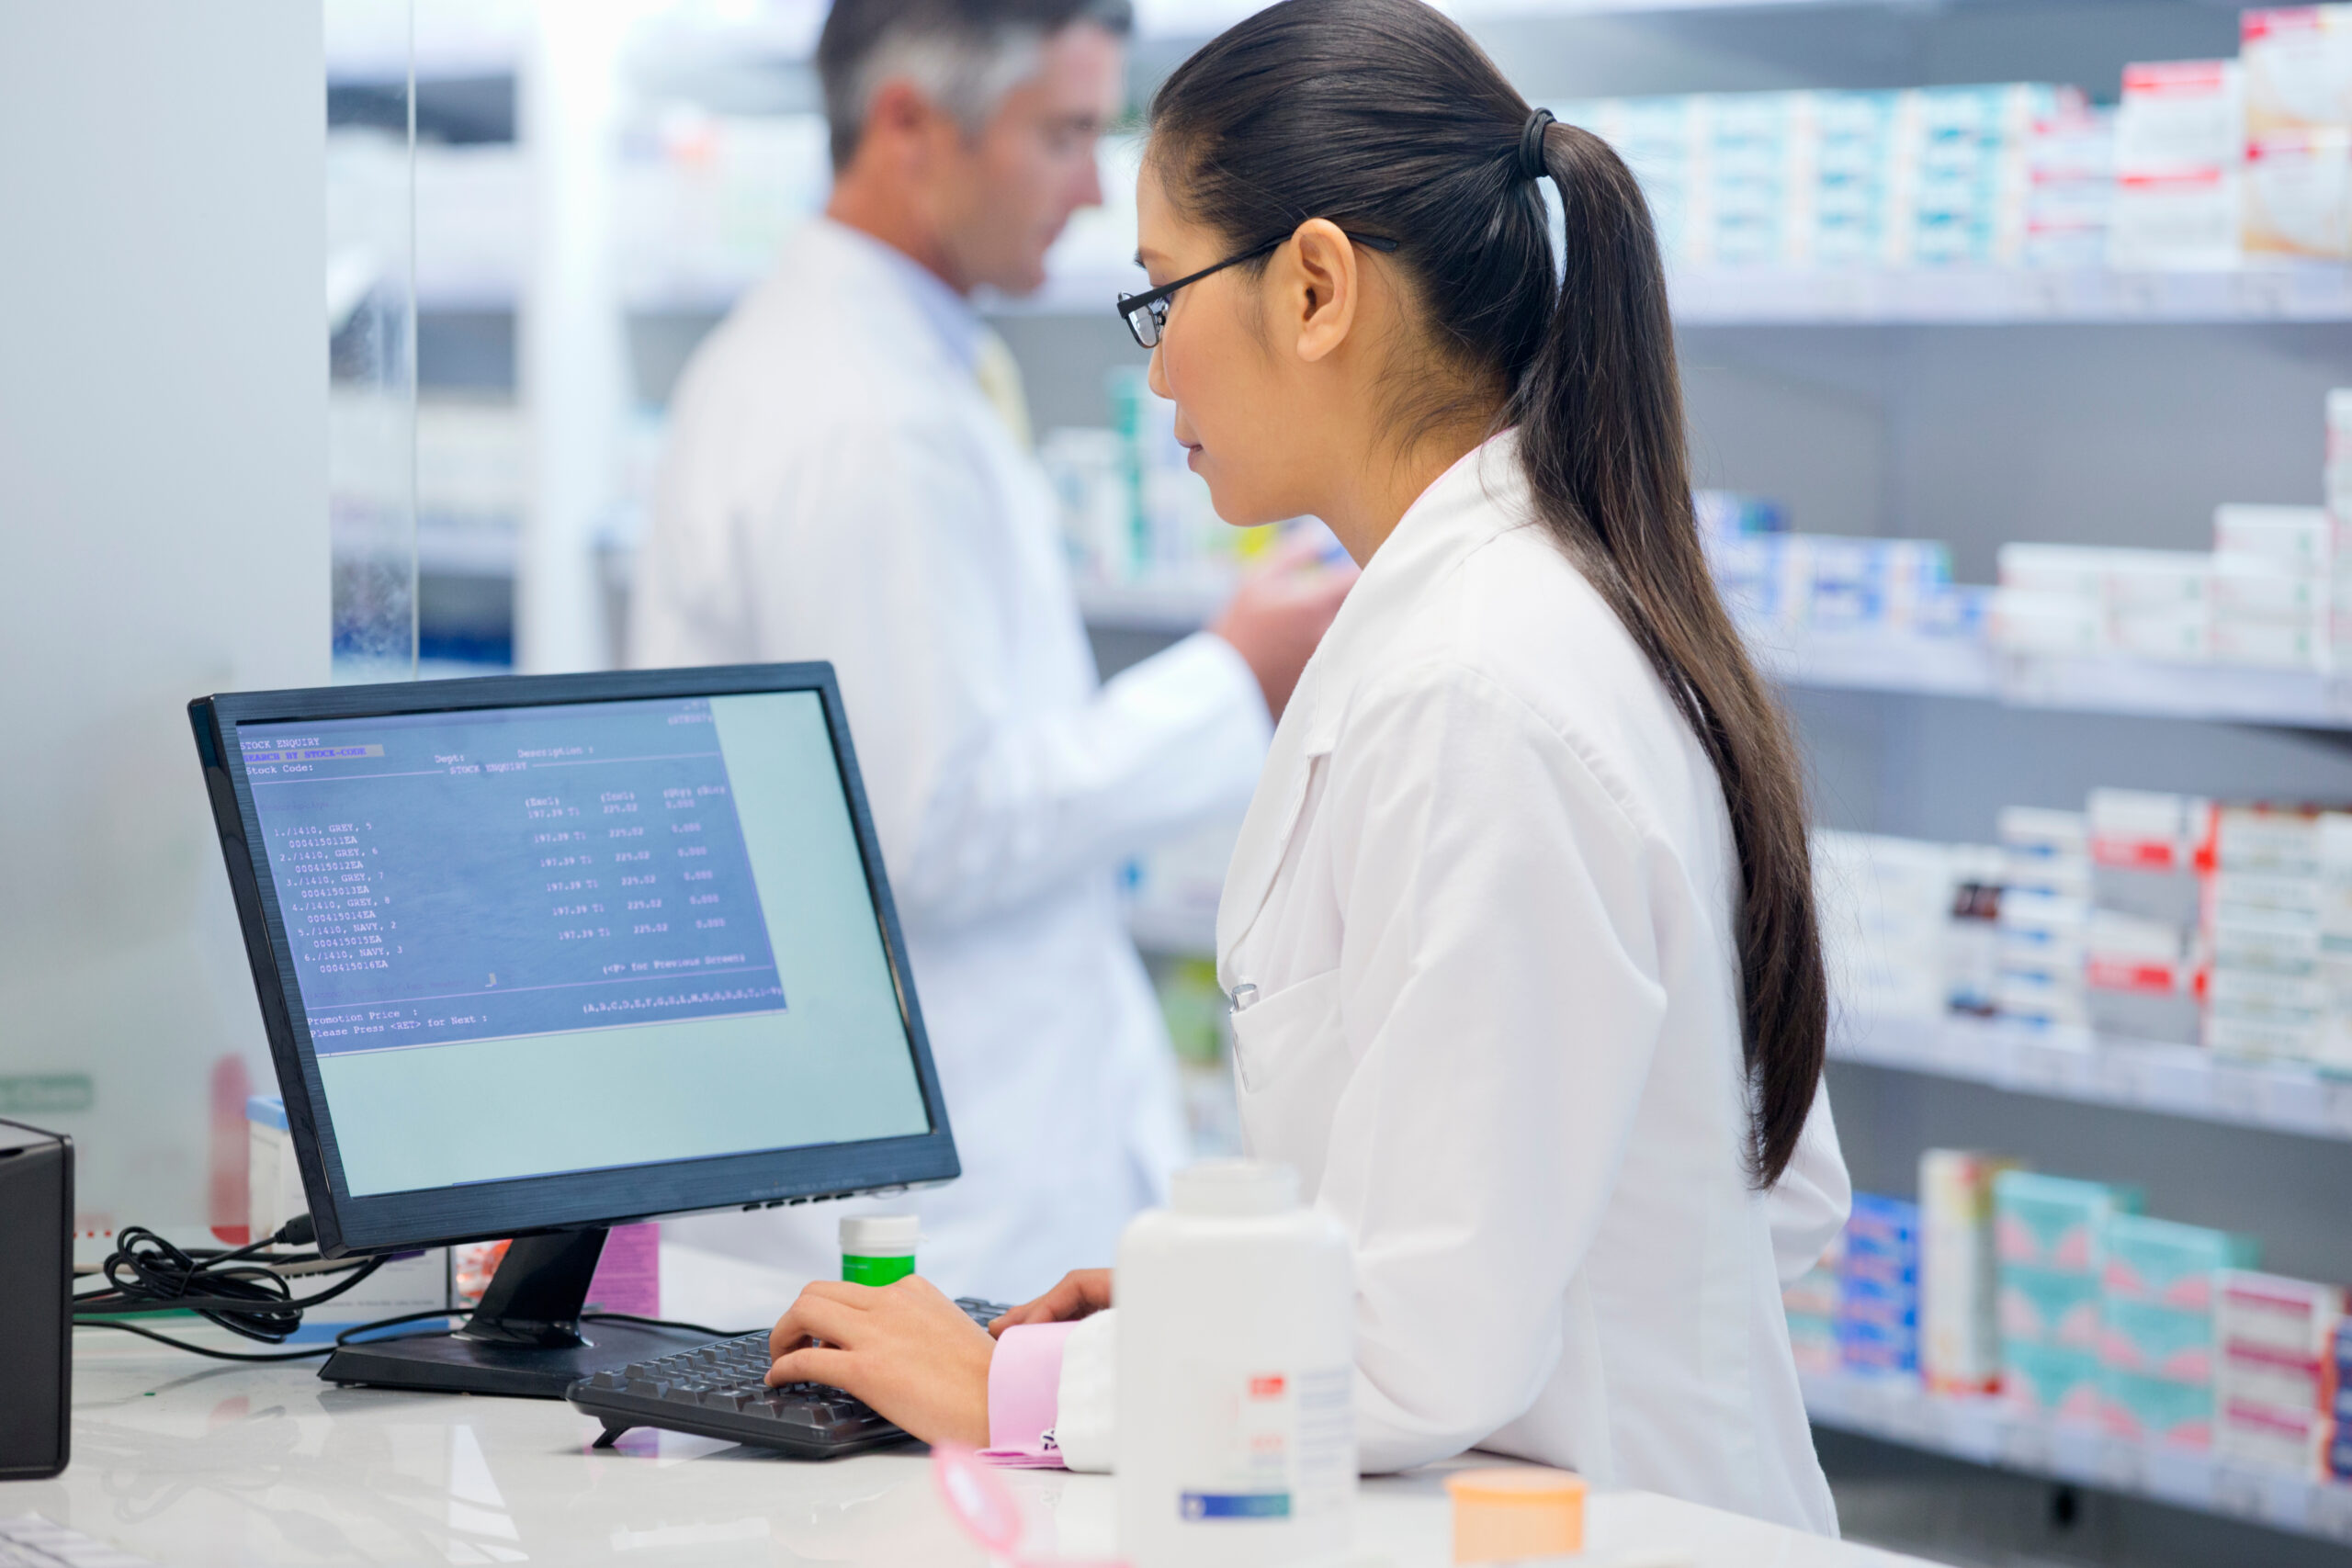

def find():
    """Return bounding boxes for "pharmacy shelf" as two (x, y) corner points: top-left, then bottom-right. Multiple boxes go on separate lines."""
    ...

(1832, 1012), (2352, 1144)
(1800, 1368), (2352, 1547)
(1077, 596), (2352, 728)
(1671, 264), (2352, 326)
(1753, 629), (2352, 730)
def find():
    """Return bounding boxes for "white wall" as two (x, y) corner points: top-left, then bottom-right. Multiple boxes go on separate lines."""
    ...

(0, 5), (328, 1237)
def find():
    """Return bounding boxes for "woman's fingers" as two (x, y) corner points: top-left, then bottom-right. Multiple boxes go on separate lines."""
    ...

(762, 1277), (996, 1446)
(989, 1269), (1113, 1334)
(767, 1285), (869, 1359)
(764, 1343), (857, 1389)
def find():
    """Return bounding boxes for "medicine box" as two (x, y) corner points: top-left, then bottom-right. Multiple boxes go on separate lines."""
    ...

(2219, 1269), (2345, 1355)
(2002, 1264), (2106, 1349)
(2214, 504), (2332, 575)
(2099, 1297), (2217, 1383)
(2243, 6), (2352, 136)
(1994, 1171), (2139, 1274)
(2243, 130), (2352, 261)
(2218, 1395), (2329, 1474)
(2101, 1367), (2214, 1448)
(2101, 1214), (2260, 1311)
(2005, 1339), (2104, 1424)
(2222, 1342), (2325, 1413)
(1810, 90), (1902, 266)
(2213, 805), (2323, 876)
(1921, 1150), (2014, 1394)
(1838, 1194), (1920, 1375)
(2109, 61), (2245, 270)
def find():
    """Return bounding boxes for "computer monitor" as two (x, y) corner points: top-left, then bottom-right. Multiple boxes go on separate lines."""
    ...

(188, 665), (959, 1396)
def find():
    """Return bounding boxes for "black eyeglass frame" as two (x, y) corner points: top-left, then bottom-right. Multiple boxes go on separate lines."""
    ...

(1116, 230), (1401, 349)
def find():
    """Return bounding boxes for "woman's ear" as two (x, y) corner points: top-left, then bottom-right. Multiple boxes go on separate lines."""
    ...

(1281, 218), (1361, 365)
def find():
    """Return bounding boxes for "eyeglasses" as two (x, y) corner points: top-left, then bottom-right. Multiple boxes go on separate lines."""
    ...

(1116, 230), (1401, 349)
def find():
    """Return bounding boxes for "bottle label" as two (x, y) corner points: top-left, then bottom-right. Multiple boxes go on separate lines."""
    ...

(842, 1253), (914, 1286)
(1172, 1363), (1353, 1525)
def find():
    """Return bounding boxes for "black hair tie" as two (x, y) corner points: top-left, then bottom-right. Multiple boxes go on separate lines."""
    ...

(1517, 107), (1555, 182)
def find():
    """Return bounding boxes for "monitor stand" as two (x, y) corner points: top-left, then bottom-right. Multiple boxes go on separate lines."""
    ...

(321, 1228), (711, 1399)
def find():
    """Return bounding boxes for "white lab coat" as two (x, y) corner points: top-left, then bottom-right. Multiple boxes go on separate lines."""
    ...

(1051, 430), (1849, 1536)
(632, 219), (1272, 1303)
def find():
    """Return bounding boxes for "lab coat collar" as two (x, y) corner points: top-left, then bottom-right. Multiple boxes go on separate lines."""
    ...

(1295, 425), (1532, 757)
(1215, 426), (1532, 973)
(808, 217), (987, 374)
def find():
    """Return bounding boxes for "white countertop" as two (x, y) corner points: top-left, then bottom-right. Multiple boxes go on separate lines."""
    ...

(5, 1247), (1934, 1567)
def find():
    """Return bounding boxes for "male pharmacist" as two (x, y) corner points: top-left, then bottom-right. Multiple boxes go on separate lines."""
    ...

(632, 0), (1348, 1301)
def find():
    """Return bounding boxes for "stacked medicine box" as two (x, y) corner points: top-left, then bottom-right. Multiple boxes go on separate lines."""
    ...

(2203, 804), (2352, 1072)
(1788, 1160), (2352, 1482)
(2098, 1215), (2259, 1448)
(1995, 1171), (2134, 1424)
(2241, 6), (2352, 262)
(2216, 1271), (2346, 1472)
(1838, 1194), (1921, 1375)
(1555, 84), (2075, 272)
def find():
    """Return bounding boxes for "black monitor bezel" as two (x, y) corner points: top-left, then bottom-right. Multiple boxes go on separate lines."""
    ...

(188, 664), (959, 1258)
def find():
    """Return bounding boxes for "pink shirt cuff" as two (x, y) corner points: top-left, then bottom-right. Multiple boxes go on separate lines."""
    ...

(979, 1320), (1077, 1469)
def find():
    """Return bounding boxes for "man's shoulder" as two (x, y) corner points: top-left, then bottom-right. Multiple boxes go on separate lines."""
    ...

(669, 299), (973, 473)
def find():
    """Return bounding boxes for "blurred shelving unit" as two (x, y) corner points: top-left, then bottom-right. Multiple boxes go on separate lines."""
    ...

(1799, 1368), (2352, 1548)
(1832, 1011), (2352, 1143)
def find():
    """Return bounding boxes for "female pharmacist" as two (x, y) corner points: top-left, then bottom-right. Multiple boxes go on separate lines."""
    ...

(759, 0), (1852, 1532)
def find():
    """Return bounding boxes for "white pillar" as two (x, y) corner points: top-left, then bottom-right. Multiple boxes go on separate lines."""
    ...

(0, 0), (328, 1233)
(516, 1), (632, 673)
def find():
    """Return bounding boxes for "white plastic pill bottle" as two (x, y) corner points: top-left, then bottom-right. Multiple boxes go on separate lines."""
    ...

(1114, 1159), (1355, 1568)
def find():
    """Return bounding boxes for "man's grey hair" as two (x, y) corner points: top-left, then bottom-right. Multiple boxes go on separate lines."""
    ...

(817, 0), (1134, 172)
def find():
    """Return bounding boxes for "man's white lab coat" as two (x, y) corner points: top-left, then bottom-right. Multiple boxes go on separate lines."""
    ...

(1047, 430), (1849, 1535)
(632, 220), (1272, 1302)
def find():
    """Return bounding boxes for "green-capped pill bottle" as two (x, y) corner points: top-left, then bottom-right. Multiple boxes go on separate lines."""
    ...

(840, 1213), (919, 1286)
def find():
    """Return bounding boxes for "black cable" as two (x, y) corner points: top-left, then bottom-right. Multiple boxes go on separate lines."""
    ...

(75, 1320), (334, 1362)
(333, 1307), (471, 1348)
(69, 1220), (757, 1363)
(71, 1218), (385, 1346)
(582, 1312), (755, 1338)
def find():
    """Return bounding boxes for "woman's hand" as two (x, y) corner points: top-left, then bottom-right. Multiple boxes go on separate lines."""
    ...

(764, 1276), (993, 1448)
(988, 1269), (1114, 1336)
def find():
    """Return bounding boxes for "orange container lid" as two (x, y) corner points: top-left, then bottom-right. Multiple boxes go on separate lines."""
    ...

(1445, 1467), (1588, 1504)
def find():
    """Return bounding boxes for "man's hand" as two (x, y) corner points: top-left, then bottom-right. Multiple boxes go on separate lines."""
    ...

(1210, 534), (1357, 722)
(765, 1276), (994, 1448)
(988, 1268), (1114, 1336)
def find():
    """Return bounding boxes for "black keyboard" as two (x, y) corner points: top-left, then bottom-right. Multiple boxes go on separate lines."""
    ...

(567, 1297), (1011, 1458)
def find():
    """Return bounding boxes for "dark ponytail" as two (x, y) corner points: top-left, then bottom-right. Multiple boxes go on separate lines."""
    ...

(1150, 0), (1826, 1187)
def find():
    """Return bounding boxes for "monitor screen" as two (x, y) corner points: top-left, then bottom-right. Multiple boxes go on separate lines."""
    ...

(193, 670), (954, 1251)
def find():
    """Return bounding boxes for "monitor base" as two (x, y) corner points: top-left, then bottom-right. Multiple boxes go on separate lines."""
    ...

(319, 1227), (716, 1399)
(321, 1317), (706, 1400)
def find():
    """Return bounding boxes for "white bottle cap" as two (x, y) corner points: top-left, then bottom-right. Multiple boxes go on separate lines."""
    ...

(840, 1213), (921, 1256)
(1170, 1159), (1299, 1217)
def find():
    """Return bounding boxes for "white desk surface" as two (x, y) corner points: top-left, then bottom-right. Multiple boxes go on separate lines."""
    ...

(5, 1246), (1935, 1568)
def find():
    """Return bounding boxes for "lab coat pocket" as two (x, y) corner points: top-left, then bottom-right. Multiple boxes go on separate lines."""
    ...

(1228, 967), (1350, 1191)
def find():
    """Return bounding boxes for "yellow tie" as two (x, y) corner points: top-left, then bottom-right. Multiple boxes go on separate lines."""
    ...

(973, 327), (1034, 452)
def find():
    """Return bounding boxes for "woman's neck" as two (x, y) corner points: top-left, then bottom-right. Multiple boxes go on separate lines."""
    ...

(1318, 419), (1498, 568)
